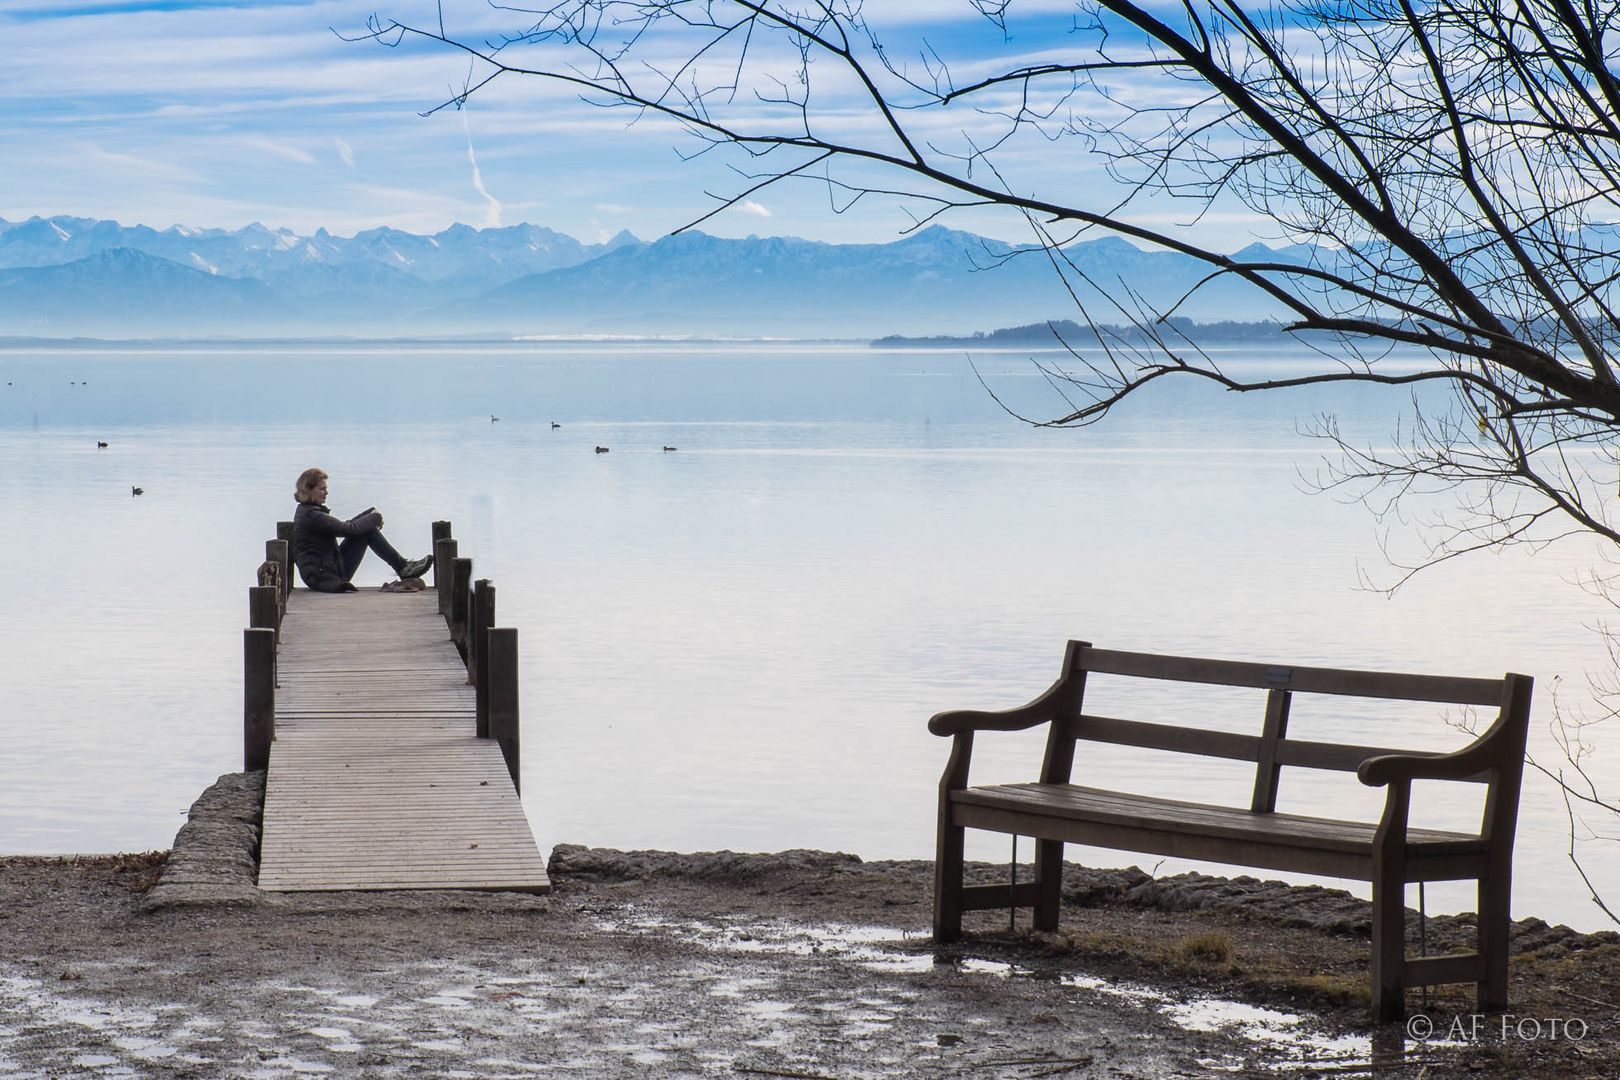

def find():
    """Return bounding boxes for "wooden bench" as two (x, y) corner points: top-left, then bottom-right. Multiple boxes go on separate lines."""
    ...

(929, 640), (1534, 1021)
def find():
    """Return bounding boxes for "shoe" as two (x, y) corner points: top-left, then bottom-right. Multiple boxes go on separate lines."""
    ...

(397, 555), (434, 580)
(337, 582), (359, 593)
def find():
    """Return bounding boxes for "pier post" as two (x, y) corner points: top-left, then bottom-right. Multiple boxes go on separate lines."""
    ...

(275, 521), (294, 595)
(431, 521), (452, 589)
(264, 540), (289, 618)
(487, 627), (520, 793)
(249, 584), (280, 650)
(435, 538), (458, 620)
(473, 580), (494, 732)
(244, 627), (276, 771)
(450, 557), (473, 661)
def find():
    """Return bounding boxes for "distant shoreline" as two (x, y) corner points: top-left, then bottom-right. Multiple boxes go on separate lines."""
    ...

(0, 335), (874, 348)
(0, 320), (1303, 350)
(0, 334), (870, 349)
(873, 317), (1306, 348)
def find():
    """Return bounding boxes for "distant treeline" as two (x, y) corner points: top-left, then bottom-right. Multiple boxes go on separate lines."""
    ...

(873, 317), (1303, 348)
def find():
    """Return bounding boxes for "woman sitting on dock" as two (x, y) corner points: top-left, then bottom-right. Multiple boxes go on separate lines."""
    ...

(291, 467), (433, 593)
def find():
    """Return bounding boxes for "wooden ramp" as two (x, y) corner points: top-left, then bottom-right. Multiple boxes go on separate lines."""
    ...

(257, 588), (549, 892)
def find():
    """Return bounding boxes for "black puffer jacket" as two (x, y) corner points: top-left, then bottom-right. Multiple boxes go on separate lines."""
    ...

(293, 502), (382, 592)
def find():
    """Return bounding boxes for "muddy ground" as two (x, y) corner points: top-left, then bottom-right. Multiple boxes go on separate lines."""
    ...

(1, 774), (1617, 1078)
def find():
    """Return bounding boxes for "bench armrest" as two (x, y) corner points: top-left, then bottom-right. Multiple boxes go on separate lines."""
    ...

(1359, 675), (1532, 788)
(928, 676), (1070, 736)
(1357, 748), (1488, 786)
(1357, 717), (1518, 786)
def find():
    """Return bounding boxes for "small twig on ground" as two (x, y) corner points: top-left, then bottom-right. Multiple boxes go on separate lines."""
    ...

(1561, 989), (1620, 1012)
(1284, 1062), (1378, 1075)
(1029, 1062), (1092, 1078)
(734, 1067), (838, 1080)
(970, 1058), (1095, 1072)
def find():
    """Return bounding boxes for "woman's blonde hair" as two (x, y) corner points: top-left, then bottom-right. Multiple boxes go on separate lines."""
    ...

(294, 467), (329, 504)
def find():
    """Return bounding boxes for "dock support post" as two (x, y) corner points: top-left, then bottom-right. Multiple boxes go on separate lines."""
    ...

(244, 627), (276, 771)
(264, 540), (289, 618)
(431, 521), (452, 589)
(275, 521), (294, 595)
(435, 538), (458, 620)
(249, 584), (280, 651)
(450, 557), (473, 661)
(473, 579), (489, 689)
(473, 580), (495, 734)
(487, 627), (520, 793)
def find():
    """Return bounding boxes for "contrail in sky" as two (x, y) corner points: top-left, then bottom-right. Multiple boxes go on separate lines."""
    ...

(462, 110), (502, 228)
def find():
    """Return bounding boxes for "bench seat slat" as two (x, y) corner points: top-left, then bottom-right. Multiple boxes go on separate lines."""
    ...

(952, 783), (1486, 858)
(1082, 649), (1505, 705)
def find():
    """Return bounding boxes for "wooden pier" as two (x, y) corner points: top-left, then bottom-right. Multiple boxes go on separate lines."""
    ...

(244, 522), (549, 893)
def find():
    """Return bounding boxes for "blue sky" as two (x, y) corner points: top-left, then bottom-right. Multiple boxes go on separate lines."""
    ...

(0, 0), (1274, 247)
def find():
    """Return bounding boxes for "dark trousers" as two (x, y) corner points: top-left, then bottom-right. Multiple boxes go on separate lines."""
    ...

(339, 527), (406, 582)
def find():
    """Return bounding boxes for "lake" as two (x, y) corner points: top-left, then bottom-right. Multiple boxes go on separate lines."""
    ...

(1, 341), (1615, 932)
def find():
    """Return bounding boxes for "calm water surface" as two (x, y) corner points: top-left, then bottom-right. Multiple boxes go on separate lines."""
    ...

(1, 343), (1615, 931)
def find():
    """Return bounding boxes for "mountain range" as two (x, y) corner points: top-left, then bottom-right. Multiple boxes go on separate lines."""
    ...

(0, 215), (1309, 339)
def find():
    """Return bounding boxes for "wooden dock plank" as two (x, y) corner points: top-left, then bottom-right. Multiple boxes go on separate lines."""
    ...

(257, 588), (549, 894)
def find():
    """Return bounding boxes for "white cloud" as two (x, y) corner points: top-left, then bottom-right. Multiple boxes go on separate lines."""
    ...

(243, 134), (317, 165)
(738, 200), (772, 218)
(76, 142), (205, 184)
(335, 136), (356, 168)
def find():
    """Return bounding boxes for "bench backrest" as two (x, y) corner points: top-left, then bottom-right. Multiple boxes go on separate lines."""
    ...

(1041, 641), (1530, 834)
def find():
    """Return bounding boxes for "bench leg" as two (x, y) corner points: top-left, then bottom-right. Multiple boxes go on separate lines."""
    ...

(1370, 873), (1406, 1022)
(1034, 839), (1064, 932)
(1477, 871), (1510, 1012)
(934, 814), (965, 942)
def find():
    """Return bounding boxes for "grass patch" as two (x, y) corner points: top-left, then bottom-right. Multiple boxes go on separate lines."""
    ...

(1174, 931), (1235, 966)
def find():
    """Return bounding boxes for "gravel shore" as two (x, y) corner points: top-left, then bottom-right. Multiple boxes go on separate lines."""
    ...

(2, 773), (1616, 1078)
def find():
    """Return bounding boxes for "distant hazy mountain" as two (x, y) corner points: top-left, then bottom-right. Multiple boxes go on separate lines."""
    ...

(455, 227), (1305, 337)
(0, 214), (1313, 338)
(0, 249), (286, 336)
(0, 216), (637, 298)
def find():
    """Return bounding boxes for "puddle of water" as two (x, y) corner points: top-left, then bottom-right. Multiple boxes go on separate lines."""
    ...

(114, 1037), (179, 1060)
(411, 1038), (466, 1052)
(332, 994), (377, 1009)
(422, 994), (473, 1009)
(742, 999), (804, 1019)
(1165, 997), (1370, 1064)
(595, 910), (934, 971)
(1194, 1056), (1249, 1072)
(591, 912), (1391, 1069)
(243, 1061), (337, 1077)
(1060, 971), (1162, 999)
(708, 975), (773, 1000)
(306, 1026), (361, 1052)
(957, 958), (1035, 978)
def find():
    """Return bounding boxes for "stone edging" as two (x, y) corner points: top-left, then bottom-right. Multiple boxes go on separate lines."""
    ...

(141, 770), (265, 912)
